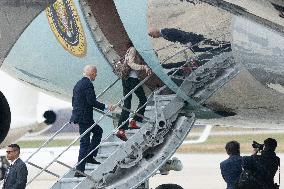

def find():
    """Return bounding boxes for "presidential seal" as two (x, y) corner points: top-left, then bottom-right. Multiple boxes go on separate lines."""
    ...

(46, 0), (87, 57)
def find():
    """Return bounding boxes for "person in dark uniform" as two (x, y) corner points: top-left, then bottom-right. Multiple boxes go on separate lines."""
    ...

(242, 138), (280, 189)
(220, 141), (242, 189)
(148, 27), (231, 61)
(70, 65), (113, 177)
(2, 144), (28, 189)
(148, 27), (227, 53)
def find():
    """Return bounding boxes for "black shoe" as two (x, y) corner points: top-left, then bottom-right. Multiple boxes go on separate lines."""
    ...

(74, 172), (86, 177)
(87, 158), (101, 164)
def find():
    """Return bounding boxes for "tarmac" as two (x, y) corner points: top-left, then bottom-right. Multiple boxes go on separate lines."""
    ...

(0, 147), (282, 189)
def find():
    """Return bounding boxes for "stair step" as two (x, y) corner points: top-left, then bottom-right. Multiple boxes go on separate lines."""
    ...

(151, 94), (176, 101)
(60, 177), (85, 183)
(107, 129), (140, 142)
(145, 105), (165, 111)
(57, 177), (85, 189)
(98, 142), (124, 154)
(85, 164), (99, 171)
(146, 95), (176, 106)
(55, 177), (85, 189)
(63, 164), (99, 178)
(146, 101), (171, 107)
(96, 152), (113, 163)
(100, 141), (124, 146)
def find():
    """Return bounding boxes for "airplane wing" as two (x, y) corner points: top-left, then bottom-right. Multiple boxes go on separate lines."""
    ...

(0, 71), (69, 147)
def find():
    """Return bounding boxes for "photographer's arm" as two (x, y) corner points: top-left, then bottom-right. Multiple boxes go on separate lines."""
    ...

(251, 148), (259, 156)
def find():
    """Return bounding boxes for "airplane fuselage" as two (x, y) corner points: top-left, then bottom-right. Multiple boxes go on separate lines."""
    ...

(1, 0), (284, 146)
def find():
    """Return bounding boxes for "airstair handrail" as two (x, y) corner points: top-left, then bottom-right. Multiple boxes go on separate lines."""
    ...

(149, 37), (230, 66)
(53, 85), (168, 186)
(23, 77), (121, 178)
(72, 85), (167, 166)
(27, 74), (153, 185)
(48, 54), (193, 185)
(161, 45), (192, 64)
(24, 122), (70, 164)
(96, 78), (120, 99)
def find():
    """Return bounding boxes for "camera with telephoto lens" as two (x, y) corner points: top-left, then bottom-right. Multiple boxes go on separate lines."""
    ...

(252, 141), (264, 150)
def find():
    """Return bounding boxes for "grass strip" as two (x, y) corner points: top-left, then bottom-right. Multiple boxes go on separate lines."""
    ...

(178, 133), (284, 153)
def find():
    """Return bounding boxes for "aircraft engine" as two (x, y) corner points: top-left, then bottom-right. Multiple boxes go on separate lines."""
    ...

(0, 91), (11, 144)
(43, 110), (57, 125)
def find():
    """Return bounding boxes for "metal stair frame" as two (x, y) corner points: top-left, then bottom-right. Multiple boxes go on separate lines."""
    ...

(72, 94), (194, 188)
(24, 33), (240, 189)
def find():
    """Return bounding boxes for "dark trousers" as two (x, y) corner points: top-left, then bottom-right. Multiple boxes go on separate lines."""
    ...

(118, 77), (147, 130)
(76, 123), (103, 172)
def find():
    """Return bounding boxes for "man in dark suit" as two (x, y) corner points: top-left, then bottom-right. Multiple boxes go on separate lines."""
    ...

(70, 65), (113, 177)
(148, 27), (231, 81)
(220, 141), (242, 189)
(3, 144), (28, 189)
(242, 138), (280, 189)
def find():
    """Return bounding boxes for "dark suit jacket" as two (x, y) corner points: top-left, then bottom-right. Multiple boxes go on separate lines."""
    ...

(161, 28), (205, 45)
(220, 155), (242, 189)
(70, 77), (106, 124)
(243, 151), (280, 187)
(3, 158), (28, 189)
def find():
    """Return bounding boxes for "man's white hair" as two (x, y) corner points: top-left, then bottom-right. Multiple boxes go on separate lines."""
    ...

(83, 65), (97, 77)
(148, 27), (161, 38)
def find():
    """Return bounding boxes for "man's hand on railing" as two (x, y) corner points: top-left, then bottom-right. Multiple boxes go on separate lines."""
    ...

(144, 65), (152, 76)
(108, 104), (114, 111)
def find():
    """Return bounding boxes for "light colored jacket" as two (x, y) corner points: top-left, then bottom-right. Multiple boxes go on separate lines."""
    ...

(126, 47), (145, 71)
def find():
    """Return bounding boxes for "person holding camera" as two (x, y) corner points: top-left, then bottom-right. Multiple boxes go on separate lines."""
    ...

(242, 138), (280, 189)
(220, 141), (243, 189)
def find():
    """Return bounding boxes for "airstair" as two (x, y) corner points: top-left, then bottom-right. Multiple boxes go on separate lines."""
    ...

(11, 42), (238, 189)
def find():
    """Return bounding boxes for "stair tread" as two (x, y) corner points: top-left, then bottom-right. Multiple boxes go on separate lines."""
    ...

(111, 129), (139, 135)
(100, 141), (124, 146)
(96, 153), (112, 158)
(85, 164), (99, 170)
(60, 177), (85, 182)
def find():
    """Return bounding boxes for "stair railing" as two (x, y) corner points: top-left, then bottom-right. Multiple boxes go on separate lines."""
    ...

(16, 77), (121, 183)
(52, 58), (191, 185)
(52, 85), (168, 187)
(26, 73), (153, 185)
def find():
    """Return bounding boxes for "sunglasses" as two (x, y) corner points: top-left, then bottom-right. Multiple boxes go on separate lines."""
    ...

(6, 150), (15, 154)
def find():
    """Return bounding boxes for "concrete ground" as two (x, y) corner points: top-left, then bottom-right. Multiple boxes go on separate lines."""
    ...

(1, 147), (282, 189)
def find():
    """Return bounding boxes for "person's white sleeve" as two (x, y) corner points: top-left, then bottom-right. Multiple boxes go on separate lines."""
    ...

(127, 47), (145, 71)
(104, 105), (108, 112)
